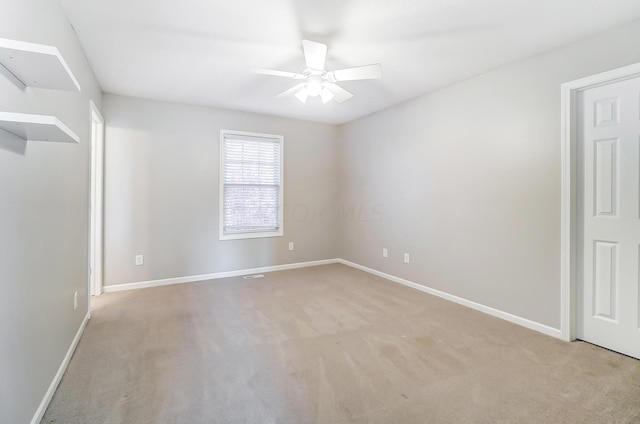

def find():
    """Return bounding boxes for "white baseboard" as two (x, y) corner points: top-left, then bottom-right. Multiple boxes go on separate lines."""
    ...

(338, 259), (563, 340)
(102, 259), (341, 293)
(102, 257), (562, 340)
(30, 312), (89, 424)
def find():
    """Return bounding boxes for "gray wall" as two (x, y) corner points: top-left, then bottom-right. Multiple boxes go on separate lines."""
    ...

(3, 14), (637, 422)
(102, 94), (338, 287)
(0, 0), (102, 422)
(338, 20), (640, 330)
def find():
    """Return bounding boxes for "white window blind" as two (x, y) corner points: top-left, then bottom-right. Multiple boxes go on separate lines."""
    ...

(220, 131), (283, 239)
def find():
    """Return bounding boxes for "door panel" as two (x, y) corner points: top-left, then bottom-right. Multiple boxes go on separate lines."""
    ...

(593, 138), (618, 217)
(592, 240), (617, 320)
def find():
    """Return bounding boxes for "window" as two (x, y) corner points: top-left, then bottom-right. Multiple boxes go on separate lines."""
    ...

(219, 130), (283, 240)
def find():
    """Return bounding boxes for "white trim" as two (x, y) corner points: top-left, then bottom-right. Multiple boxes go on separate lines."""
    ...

(560, 62), (640, 342)
(89, 101), (104, 299)
(102, 259), (339, 292)
(219, 129), (284, 241)
(338, 259), (563, 339)
(30, 312), (89, 424)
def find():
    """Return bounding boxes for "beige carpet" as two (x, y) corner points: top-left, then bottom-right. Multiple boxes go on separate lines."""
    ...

(42, 264), (640, 424)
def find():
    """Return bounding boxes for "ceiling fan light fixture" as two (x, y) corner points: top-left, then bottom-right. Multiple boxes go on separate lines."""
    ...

(306, 76), (323, 97)
(320, 87), (334, 104)
(295, 86), (309, 103)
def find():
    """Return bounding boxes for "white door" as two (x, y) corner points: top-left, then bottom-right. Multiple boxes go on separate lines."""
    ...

(577, 76), (640, 359)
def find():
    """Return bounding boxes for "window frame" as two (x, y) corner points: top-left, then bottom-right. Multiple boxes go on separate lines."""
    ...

(219, 129), (284, 241)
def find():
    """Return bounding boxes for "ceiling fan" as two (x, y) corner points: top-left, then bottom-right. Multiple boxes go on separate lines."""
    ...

(252, 40), (382, 104)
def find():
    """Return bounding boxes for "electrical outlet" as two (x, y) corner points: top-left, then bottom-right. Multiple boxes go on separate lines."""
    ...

(135, 254), (144, 266)
(404, 253), (410, 264)
(288, 242), (294, 251)
(382, 248), (388, 258)
(73, 291), (78, 310)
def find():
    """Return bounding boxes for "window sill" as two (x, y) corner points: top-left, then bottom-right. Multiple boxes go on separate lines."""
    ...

(219, 229), (283, 241)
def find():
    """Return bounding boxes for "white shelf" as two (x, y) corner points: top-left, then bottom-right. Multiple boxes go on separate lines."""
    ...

(0, 38), (81, 91)
(0, 112), (79, 143)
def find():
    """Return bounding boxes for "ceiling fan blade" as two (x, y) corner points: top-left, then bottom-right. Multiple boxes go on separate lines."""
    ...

(295, 87), (309, 104)
(323, 82), (353, 103)
(251, 68), (305, 79)
(320, 88), (334, 104)
(330, 64), (382, 81)
(302, 40), (327, 70)
(276, 83), (306, 99)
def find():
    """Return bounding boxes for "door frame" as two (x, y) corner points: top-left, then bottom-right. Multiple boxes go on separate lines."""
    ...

(89, 100), (105, 300)
(560, 62), (640, 342)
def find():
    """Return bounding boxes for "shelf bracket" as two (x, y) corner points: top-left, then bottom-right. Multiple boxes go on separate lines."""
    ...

(0, 62), (26, 90)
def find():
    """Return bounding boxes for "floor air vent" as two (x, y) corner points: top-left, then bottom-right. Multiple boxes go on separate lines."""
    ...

(243, 274), (264, 280)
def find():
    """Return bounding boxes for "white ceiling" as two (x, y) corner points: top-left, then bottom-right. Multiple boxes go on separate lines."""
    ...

(60, 0), (640, 124)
